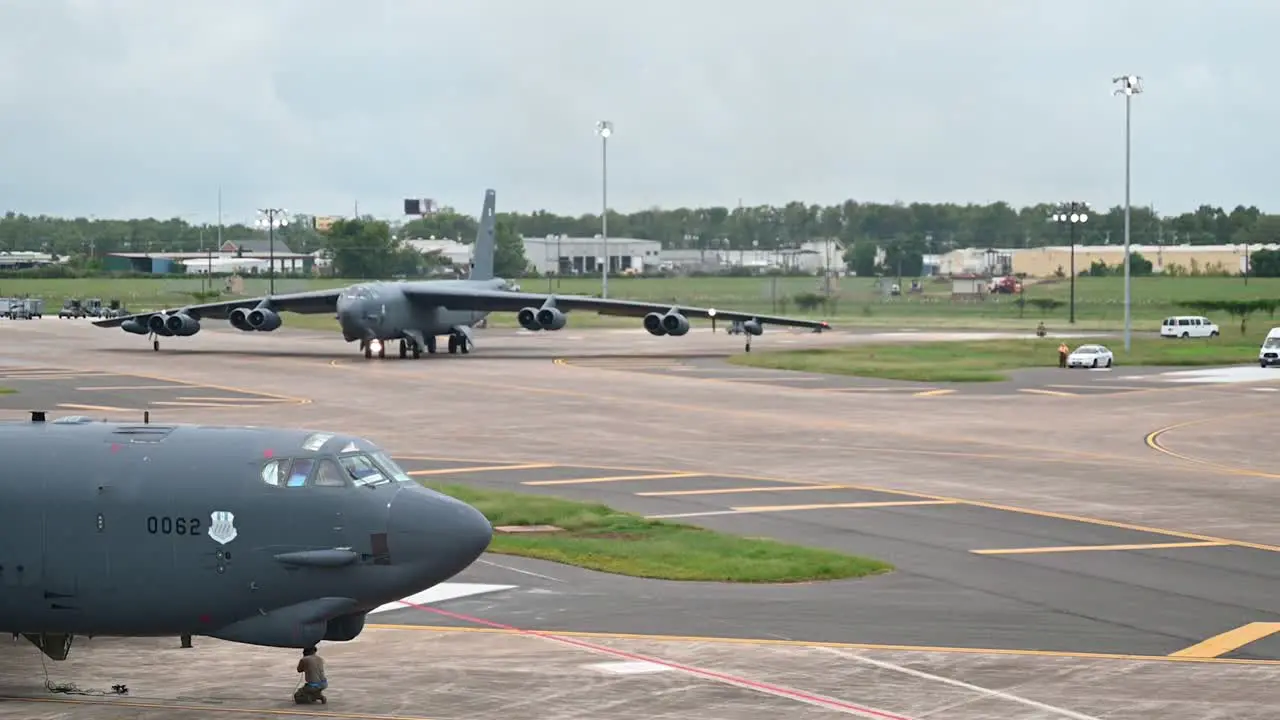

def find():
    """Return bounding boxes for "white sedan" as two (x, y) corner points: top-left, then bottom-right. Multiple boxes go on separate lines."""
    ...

(1067, 344), (1114, 369)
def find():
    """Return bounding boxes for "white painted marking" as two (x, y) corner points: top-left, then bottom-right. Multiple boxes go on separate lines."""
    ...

(1158, 366), (1280, 384)
(368, 583), (516, 614)
(1252, 386), (1279, 392)
(1087, 367), (1112, 372)
(816, 648), (1102, 720)
(587, 660), (672, 675)
(477, 558), (566, 583)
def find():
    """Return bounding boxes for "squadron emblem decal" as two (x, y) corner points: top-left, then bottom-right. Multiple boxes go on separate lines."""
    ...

(208, 511), (238, 545)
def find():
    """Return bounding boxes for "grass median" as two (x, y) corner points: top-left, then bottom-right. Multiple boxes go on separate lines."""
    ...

(426, 482), (893, 583)
(727, 335), (1264, 383)
(0, 387), (12, 395)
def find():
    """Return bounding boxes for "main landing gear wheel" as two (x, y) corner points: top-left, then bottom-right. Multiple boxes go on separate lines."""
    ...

(447, 334), (469, 355)
(425, 336), (437, 354)
(412, 343), (422, 359)
(153, 340), (160, 352)
(399, 339), (408, 359)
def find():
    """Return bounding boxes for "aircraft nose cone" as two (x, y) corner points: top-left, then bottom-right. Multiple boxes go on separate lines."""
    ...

(388, 487), (492, 581)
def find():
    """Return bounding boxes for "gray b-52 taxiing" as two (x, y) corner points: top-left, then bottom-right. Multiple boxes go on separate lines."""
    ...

(94, 188), (830, 357)
(0, 410), (492, 662)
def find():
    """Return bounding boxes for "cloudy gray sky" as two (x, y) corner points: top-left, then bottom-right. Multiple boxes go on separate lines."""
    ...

(0, 0), (1275, 222)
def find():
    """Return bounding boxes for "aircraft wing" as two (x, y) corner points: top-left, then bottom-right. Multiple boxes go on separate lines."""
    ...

(91, 288), (344, 327)
(402, 285), (830, 330)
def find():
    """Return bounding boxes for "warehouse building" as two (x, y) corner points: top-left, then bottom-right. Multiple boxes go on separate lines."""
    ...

(521, 235), (661, 275)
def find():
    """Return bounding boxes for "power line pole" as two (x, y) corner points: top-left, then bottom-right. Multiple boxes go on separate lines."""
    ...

(256, 208), (289, 296)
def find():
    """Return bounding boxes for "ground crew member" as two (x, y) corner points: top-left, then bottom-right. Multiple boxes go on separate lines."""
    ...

(296, 646), (328, 703)
(1058, 342), (1069, 368)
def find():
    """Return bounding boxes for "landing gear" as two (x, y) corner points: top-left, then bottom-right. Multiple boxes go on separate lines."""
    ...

(153, 339), (160, 352)
(360, 340), (386, 359)
(447, 333), (469, 355)
(425, 336), (437, 354)
(399, 339), (424, 359)
(399, 340), (407, 359)
(744, 336), (752, 353)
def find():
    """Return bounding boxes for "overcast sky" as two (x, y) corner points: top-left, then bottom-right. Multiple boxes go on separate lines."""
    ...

(0, 0), (1275, 222)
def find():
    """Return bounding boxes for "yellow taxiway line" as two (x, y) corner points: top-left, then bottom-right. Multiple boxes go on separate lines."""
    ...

(408, 463), (555, 476)
(913, 388), (956, 397)
(647, 499), (957, 519)
(524, 472), (704, 486)
(364, 623), (1280, 666)
(1017, 388), (1077, 397)
(1145, 418), (1280, 480)
(56, 403), (138, 413)
(971, 541), (1228, 555)
(635, 485), (851, 497)
(1170, 622), (1280, 659)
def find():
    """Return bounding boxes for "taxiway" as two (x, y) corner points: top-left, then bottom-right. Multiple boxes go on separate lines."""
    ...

(0, 316), (1277, 719)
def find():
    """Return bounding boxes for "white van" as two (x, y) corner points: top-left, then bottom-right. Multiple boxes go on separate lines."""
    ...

(1161, 316), (1220, 339)
(1260, 328), (1280, 367)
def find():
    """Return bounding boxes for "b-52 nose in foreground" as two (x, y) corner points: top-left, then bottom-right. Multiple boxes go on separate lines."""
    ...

(0, 411), (493, 662)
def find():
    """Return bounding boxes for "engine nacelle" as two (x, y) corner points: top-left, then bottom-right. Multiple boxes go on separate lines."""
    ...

(661, 312), (689, 336)
(742, 319), (763, 336)
(322, 612), (367, 642)
(164, 312), (200, 336)
(517, 307), (542, 331)
(535, 307), (567, 330)
(247, 308), (282, 331)
(643, 312), (667, 336)
(121, 319), (149, 335)
(147, 314), (174, 337)
(228, 308), (255, 332)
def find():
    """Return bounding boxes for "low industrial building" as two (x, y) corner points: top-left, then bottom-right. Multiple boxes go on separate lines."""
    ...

(521, 235), (662, 275)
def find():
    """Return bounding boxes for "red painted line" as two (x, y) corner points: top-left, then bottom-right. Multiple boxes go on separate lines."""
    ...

(397, 600), (914, 720)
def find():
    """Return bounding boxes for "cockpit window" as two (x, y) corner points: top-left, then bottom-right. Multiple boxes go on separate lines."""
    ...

(371, 451), (416, 484)
(261, 460), (282, 486)
(339, 453), (390, 487)
(286, 458), (315, 487)
(343, 285), (373, 300)
(314, 458), (348, 487)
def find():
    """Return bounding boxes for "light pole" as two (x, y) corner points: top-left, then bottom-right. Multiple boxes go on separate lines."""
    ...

(595, 120), (613, 298)
(256, 208), (289, 295)
(1113, 74), (1142, 352)
(1051, 203), (1090, 324)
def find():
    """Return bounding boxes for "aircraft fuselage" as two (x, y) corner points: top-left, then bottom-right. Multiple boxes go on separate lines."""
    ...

(0, 416), (491, 655)
(335, 279), (506, 345)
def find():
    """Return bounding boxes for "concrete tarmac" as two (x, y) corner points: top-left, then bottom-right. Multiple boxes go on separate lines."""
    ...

(0, 316), (1278, 718)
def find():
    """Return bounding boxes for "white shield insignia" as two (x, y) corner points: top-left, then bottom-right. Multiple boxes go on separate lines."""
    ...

(208, 510), (238, 545)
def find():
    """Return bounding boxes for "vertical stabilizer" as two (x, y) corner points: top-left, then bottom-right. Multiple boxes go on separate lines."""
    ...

(470, 189), (497, 281)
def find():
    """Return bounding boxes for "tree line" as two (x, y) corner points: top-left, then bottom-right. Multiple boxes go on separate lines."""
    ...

(3, 200), (1280, 277)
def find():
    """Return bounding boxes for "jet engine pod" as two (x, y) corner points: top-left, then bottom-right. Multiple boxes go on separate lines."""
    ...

(322, 611), (366, 642)
(661, 311), (689, 336)
(147, 314), (174, 336)
(643, 312), (667, 336)
(228, 308), (255, 332)
(164, 312), (200, 336)
(247, 308), (282, 331)
(742, 319), (763, 336)
(535, 307), (566, 330)
(121, 319), (149, 335)
(517, 307), (541, 331)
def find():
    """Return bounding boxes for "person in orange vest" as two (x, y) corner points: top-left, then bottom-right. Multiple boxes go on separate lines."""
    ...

(1058, 342), (1069, 368)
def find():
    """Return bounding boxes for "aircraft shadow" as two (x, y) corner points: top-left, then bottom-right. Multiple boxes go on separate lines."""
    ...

(91, 347), (735, 362)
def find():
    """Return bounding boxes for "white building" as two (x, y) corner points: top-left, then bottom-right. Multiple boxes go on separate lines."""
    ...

(522, 235), (661, 275)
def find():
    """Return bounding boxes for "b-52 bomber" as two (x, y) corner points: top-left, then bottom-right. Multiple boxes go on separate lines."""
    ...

(0, 410), (492, 662)
(93, 188), (830, 357)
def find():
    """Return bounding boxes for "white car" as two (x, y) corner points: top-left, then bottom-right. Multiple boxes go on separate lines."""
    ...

(1067, 344), (1114, 368)
(1161, 315), (1219, 338)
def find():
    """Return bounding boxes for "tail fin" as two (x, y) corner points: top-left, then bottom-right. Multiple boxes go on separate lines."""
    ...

(469, 189), (497, 280)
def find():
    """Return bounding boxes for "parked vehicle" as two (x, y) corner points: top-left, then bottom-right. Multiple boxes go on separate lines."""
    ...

(1161, 315), (1219, 339)
(1067, 344), (1114, 368)
(1259, 328), (1280, 368)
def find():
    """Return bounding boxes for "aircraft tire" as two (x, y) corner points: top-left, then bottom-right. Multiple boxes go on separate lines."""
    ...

(426, 336), (437, 354)
(378, 344), (386, 359)
(448, 335), (458, 354)
(364, 345), (372, 359)
(399, 340), (407, 359)
(153, 340), (160, 352)
(412, 343), (422, 359)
